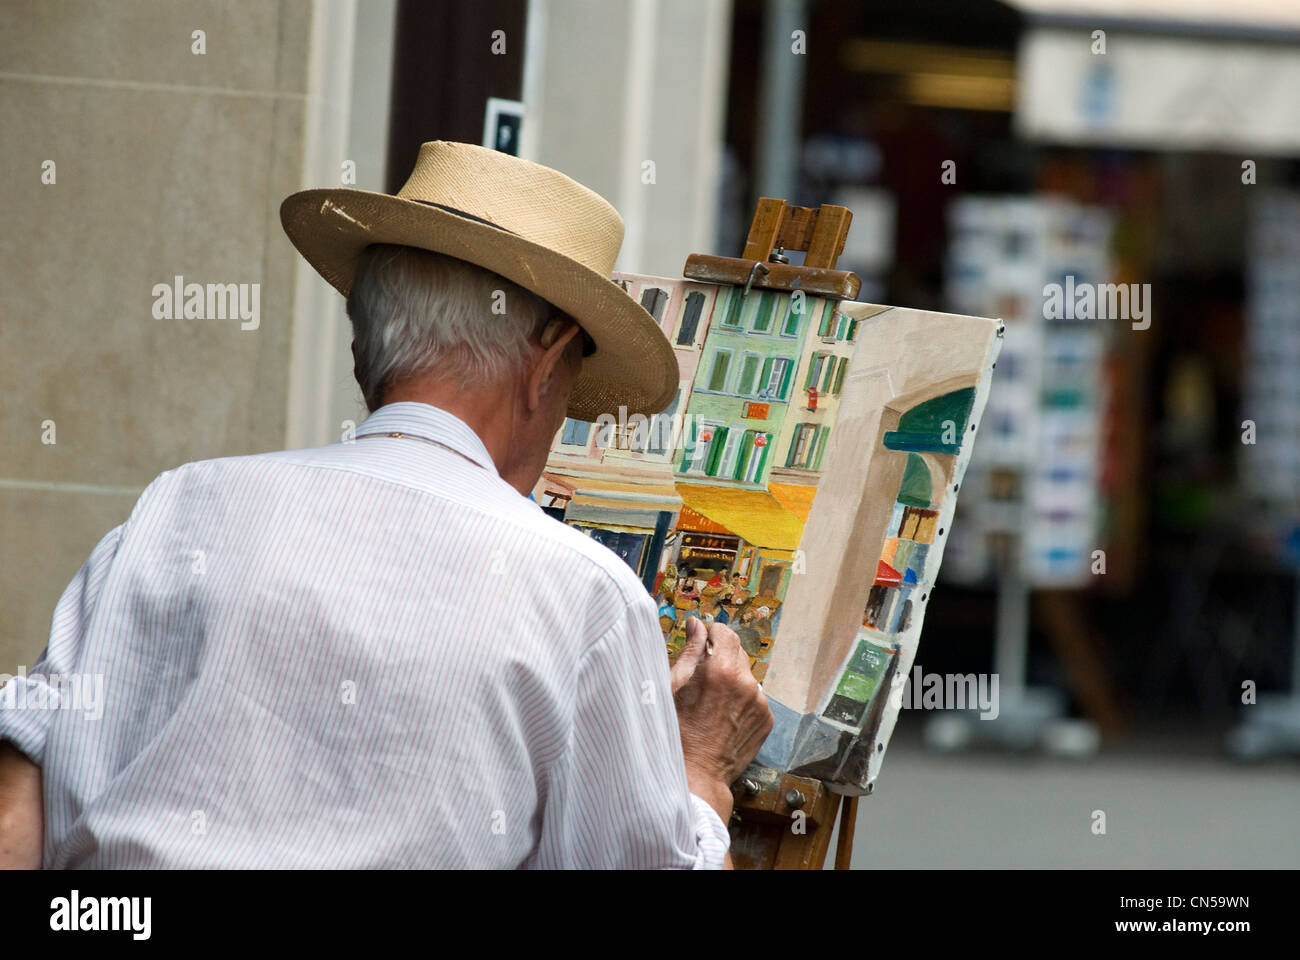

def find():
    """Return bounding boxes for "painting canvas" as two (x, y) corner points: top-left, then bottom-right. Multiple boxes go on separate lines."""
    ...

(535, 273), (1002, 794)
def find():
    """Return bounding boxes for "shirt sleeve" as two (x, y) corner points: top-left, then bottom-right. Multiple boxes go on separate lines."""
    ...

(0, 525), (123, 765)
(534, 592), (731, 869)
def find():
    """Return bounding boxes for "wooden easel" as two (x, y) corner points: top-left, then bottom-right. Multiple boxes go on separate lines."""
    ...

(685, 196), (861, 301)
(727, 770), (861, 870)
(687, 198), (863, 870)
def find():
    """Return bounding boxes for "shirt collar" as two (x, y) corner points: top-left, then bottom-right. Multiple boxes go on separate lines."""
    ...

(355, 402), (499, 474)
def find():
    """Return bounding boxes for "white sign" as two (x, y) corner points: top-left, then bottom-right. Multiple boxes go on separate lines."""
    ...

(1016, 28), (1300, 155)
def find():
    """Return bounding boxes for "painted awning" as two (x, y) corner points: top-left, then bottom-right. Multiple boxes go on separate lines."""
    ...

(677, 505), (734, 536)
(557, 475), (681, 510)
(874, 560), (903, 587)
(883, 387), (976, 454)
(676, 482), (807, 551)
(768, 482), (817, 523)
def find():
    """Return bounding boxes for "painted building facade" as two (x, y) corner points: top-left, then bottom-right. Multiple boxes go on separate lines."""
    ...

(536, 273), (864, 677)
(533, 273), (721, 593)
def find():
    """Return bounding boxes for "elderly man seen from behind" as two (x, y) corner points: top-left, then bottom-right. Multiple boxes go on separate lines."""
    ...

(0, 142), (771, 869)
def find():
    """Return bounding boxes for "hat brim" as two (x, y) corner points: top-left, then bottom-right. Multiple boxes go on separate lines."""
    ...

(280, 188), (678, 422)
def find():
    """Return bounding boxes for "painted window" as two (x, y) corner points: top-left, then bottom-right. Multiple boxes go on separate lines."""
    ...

(821, 354), (838, 392)
(751, 291), (777, 333)
(640, 286), (669, 323)
(757, 356), (793, 401)
(811, 425), (832, 470)
(581, 526), (649, 575)
(676, 291), (704, 345)
(805, 352), (830, 391)
(721, 288), (744, 328)
(560, 418), (590, 447)
(719, 429), (742, 477)
(708, 349), (732, 392)
(737, 353), (761, 396)
(831, 356), (849, 395)
(781, 300), (801, 336)
(733, 429), (772, 483)
(678, 419), (698, 471)
(704, 425), (731, 477)
(680, 418), (723, 473)
(817, 301), (836, 337)
(637, 387), (681, 455)
(786, 422), (816, 468)
(735, 431), (760, 483)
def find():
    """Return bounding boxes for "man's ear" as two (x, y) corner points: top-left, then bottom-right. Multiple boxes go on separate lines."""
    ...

(526, 323), (581, 413)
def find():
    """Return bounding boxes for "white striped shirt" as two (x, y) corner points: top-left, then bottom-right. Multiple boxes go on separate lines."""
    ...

(1, 402), (729, 868)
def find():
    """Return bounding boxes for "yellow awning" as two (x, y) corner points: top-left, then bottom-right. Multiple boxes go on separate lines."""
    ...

(768, 482), (817, 523)
(675, 482), (807, 551)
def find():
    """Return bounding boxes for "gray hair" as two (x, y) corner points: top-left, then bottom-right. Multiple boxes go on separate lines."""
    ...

(346, 244), (553, 411)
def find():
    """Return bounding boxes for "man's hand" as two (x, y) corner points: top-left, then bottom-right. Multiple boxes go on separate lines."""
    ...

(0, 741), (42, 869)
(670, 616), (773, 828)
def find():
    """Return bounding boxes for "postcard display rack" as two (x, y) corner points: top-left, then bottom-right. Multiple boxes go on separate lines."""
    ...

(1229, 191), (1300, 759)
(938, 195), (1113, 754)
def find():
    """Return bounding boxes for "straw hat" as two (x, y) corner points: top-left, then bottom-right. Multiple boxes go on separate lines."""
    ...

(280, 141), (677, 421)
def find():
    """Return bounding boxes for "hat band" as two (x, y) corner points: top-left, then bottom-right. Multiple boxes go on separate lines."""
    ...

(410, 199), (518, 235)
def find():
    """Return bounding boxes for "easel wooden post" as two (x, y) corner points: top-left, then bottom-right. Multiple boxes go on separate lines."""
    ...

(684, 196), (861, 301)
(686, 198), (862, 870)
(725, 770), (851, 870)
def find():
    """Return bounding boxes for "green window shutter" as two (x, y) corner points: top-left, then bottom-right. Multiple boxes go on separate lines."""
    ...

(785, 431), (799, 468)
(724, 288), (743, 327)
(708, 351), (730, 391)
(803, 354), (819, 390)
(738, 354), (760, 395)
(753, 292), (775, 333)
(847, 319), (860, 341)
(782, 302), (800, 336)
(679, 418), (697, 472)
(754, 433), (771, 479)
(812, 427), (831, 470)
(705, 426), (729, 476)
(758, 357), (774, 396)
(734, 432), (754, 480)
(821, 355), (837, 392)
(818, 301), (834, 337)
(831, 356), (848, 395)
(837, 311), (849, 339)
(778, 358), (794, 400)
